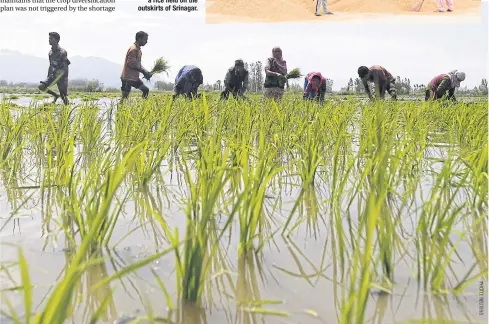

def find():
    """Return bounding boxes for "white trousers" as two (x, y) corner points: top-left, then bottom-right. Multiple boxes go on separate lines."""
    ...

(316, 0), (329, 14)
(437, 0), (454, 11)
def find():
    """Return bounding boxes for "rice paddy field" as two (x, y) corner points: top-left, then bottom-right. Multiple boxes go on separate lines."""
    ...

(0, 93), (488, 324)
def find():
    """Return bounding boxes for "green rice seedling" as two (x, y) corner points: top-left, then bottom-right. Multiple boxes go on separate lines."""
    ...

(286, 68), (302, 80)
(56, 143), (146, 250)
(236, 129), (283, 254)
(149, 57), (171, 76)
(79, 104), (104, 154)
(0, 101), (32, 169)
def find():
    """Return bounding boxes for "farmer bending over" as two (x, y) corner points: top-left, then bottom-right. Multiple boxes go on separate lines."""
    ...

(38, 32), (70, 105)
(358, 65), (397, 101)
(425, 70), (465, 103)
(220, 60), (249, 100)
(173, 65), (203, 99)
(120, 31), (153, 103)
(303, 72), (326, 103)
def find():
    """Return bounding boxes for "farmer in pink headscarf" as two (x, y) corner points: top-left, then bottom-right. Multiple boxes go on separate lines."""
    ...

(263, 46), (288, 102)
(425, 70), (465, 103)
(303, 72), (327, 103)
(434, 0), (454, 12)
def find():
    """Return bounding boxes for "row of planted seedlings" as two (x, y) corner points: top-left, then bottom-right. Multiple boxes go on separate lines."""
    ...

(0, 97), (487, 323)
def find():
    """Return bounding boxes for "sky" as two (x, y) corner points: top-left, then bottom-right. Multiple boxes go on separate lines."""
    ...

(0, 1), (487, 90)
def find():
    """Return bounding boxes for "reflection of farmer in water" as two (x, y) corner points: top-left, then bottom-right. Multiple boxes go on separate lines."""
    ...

(38, 32), (70, 105)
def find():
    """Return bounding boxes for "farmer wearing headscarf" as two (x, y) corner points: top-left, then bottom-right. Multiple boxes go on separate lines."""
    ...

(303, 72), (327, 103)
(358, 65), (397, 101)
(221, 59), (249, 100)
(264, 47), (287, 102)
(425, 70), (465, 103)
(173, 65), (203, 99)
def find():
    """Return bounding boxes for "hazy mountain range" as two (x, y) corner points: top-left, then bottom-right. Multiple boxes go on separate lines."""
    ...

(0, 49), (162, 88)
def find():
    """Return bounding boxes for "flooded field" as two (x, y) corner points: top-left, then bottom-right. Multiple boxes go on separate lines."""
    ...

(0, 94), (487, 324)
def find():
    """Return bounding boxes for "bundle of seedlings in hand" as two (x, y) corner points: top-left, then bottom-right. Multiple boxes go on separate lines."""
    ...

(145, 57), (170, 79)
(286, 68), (302, 80)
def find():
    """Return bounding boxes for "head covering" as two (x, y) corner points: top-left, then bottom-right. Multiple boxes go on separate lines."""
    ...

(235, 59), (244, 67)
(448, 70), (465, 88)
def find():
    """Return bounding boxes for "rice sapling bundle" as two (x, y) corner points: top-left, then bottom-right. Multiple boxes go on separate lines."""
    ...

(286, 68), (302, 80)
(145, 57), (170, 80)
(285, 68), (302, 89)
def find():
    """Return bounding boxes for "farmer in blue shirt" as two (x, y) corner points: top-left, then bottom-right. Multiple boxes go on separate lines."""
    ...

(173, 65), (203, 99)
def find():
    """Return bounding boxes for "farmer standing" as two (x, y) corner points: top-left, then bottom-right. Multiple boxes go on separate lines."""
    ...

(303, 72), (327, 102)
(120, 31), (153, 103)
(425, 70), (465, 103)
(315, 0), (333, 16)
(220, 60), (249, 100)
(358, 65), (397, 101)
(264, 47), (287, 102)
(173, 65), (203, 99)
(38, 32), (70, 105)
(434, 0), (454, 12)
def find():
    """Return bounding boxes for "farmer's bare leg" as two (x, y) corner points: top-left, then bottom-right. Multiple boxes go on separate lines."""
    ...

(120, 92), (130, 103)
(38, 83), (59, 103)
(138, 84), (150, 99)
(57, 79), (69, 105)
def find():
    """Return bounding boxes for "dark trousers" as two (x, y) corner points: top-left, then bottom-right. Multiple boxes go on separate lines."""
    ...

(220, 87), (245, 100)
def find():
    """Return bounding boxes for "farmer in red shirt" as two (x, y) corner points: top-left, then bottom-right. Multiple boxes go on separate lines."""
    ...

(425, 70), (465, 103)
(303, 72), (326, 103)
(358, 65), (397, 101)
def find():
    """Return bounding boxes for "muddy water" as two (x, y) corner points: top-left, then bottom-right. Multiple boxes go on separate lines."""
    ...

(0, 98), (487, 324)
